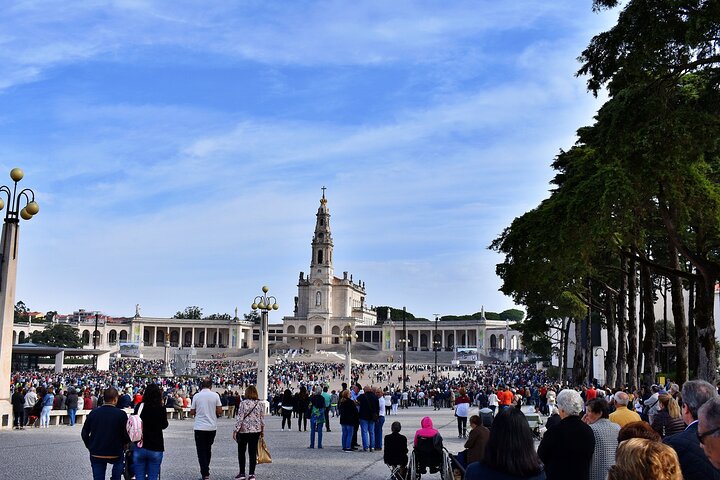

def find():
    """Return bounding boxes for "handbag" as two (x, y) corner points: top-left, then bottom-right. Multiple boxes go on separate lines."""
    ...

(257, 434), (272, 464)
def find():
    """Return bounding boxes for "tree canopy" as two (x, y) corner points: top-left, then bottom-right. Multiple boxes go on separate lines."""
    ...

(28, 324), (82, 348)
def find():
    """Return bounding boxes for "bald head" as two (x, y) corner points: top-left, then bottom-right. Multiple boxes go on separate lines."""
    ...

(614, 391), (630, 406)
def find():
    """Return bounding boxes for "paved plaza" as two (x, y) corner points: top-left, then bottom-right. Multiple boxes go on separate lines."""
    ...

(0, 402), (478, 480)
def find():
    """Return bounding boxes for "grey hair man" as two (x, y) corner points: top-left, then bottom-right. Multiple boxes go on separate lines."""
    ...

(664, 380), (720, 480)
(609, 391), (641, 428)
(538, 389), (596, 480)
(698, 396), (720, 471)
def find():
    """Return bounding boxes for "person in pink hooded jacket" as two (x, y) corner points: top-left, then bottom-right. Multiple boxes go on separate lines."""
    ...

(414, 416), (442, 446)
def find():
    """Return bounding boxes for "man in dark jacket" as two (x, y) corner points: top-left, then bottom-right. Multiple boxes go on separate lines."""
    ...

(81, 387), (131, 480)
(358, 385), (380, 451)
(538, 389), (595, 480)
(11, 388), (25, 429)
(66, 387), (79, 426)
(664, 380), (720, 480)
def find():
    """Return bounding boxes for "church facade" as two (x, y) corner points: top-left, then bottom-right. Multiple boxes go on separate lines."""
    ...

(281, 192), (377, 345)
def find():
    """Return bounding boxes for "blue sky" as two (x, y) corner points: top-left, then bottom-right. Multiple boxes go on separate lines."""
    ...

(2, 1), (616, 321)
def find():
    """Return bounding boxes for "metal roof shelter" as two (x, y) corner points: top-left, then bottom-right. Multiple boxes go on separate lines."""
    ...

(12, 343), (111, 372)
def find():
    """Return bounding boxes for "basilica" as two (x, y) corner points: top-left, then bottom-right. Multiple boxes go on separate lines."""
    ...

(12, 191), (523, 362)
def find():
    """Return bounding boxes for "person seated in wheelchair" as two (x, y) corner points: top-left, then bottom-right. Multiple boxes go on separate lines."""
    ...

(413, 416), (444, 474)
(384, 421), (408, 479)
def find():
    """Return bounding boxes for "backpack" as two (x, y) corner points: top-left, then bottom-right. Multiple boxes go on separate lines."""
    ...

(126, 403), (144, 446)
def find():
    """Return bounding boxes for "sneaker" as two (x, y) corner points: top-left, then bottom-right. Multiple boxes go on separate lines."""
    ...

(235, 474), (246, 480)
(248, 476), (255, 480)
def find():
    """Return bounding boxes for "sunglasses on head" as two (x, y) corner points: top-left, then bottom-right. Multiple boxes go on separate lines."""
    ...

(698, 426), (720, 445)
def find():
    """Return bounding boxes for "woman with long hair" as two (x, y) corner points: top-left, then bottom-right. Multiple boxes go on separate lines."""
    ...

(338, 389), (358, 451)
(280, 389), (293, 431)
(651, 394), (685, 438)
(608, 438), (682, 480)
(233, 385), (265, 480)
(465, 408), (545, 480)
(294, 386), (309, 432)
(132, 383), (169, 480)
(40, 386), (54, 428)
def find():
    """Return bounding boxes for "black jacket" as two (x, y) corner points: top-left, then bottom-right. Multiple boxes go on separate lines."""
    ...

(81, 405), (131, 458)
(664, 422), (720, 480)
(11, 391), (24, 411)
(339, 398), (359, 426)
(384, 432), (408, 466)
(66, 392), (79, 410)
(538, 415), (595, 480)
(139, 404), (169, 452)
(358, 392), (379, 421)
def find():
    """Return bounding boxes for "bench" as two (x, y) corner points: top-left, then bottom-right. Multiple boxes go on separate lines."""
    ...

(37, 409), (91, 426)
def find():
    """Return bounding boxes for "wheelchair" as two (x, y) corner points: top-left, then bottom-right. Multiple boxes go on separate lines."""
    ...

(408, 436), (454, 480)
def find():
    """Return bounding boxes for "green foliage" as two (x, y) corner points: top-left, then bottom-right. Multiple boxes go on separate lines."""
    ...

(244, 311), (261, 324)
(14, 301), (29, 322)
(28, 324), (82, 348)
(376, 307), (416, 323)
(173, 306), (202, 319)
(204, 313), (231, 320)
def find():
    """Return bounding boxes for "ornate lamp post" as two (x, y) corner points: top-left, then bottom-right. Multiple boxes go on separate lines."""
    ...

(251, 286), (278, 408)
(163, 332), (173, 377)
(340, 322), (357, 384)
(0, 168), (39, 425)
(433, 314), (441, 384)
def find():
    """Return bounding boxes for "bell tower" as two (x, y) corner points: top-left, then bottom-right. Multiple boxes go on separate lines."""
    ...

(309, 187), (334, 282)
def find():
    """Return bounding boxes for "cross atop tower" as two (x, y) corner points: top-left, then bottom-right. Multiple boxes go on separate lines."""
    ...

(321, 186), (327, 198)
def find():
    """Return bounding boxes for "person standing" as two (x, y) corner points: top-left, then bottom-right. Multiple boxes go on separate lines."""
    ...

(294, 386), (309, 432)
(23, 387), (37, 427)
(664, 380), (720, 480)
(280, 389), (294, 431)
(374, 388), (386, 450)
(233, 385), (264, 480)
(12, 387), (25, 429)
(309, 386), (326, 449)
(652, 394), (686, 439)
(455, 387), (471, 438)
(66, 387), (79, 426)
(321, 386), (332, 432)
(339, 389), (358, 451)
(538, 389), (595, 480)
(40, 386), (55, 428)
(583, 398), (620, 480)
(191, 378), (223, 480)
(358, 385), (379, 451)
(133, 383), (168, 480)
(81, 387), (131, 480)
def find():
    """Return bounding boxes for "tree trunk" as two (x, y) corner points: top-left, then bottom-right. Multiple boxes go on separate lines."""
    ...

(694, 268), (719, 382)
(606, 294), (617, 388)
(584, 281), (593, 385)
(562, 318), (570, 384)
(688, 271), (696, 375)
(573, 318), (584, 384)
(640, 263), (657, 385)
(638, 270), (644, 380)
(669, 247), (688, 385)
(617, 256), (628, 388)
(627, 258), (638, 390)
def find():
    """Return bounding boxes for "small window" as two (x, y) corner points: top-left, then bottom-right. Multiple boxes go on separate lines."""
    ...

(317, 250), (323, 263)
(320, 219), (325, 226)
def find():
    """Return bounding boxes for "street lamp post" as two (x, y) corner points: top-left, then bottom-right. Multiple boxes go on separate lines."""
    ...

(93, 313), (100, 369)
(402, 307), (407, 392)
(163, 332), (173, 376)
(251, 286), (278, 409)
(0, 168), (39, 425)
(433, 314), (441, 384)
(340, 323), (357, 384)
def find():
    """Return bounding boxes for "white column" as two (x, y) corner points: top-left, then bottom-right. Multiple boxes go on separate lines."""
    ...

(203, 328), (207, 347)
(216, 328), (220, 347)
(152, 326), (157, 347)
(257, 311), (269, 408)
(179, 327), (183, 347)
(191, 327), (195, 346)
(54, 351), (65, 373)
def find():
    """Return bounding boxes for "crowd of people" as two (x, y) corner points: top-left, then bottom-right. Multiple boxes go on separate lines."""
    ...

(7, 358), (720, 480)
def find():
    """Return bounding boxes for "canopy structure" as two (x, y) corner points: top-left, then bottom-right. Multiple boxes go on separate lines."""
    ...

(12, 343), (111, 372)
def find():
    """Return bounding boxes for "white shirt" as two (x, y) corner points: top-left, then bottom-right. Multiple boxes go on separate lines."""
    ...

(378, 396), (386, 417)
(191, 389), (222, 431)
(488, 393), (499, 406)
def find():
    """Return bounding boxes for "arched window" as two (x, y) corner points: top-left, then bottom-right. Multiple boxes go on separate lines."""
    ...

(314, 325), (322, 345)
(82, 330), (90, 345)
(316, 291), (322, 306)
(143, 329), (151, 344)
(317, 250), (323, 264)
(156, 330), (165, 344)
(13, 331), (17, 344)
(119, 330), (128, 341)
(490, 334), (497, 349)
(170, 331), (179, 344)
(184, 331), (192, 346)
(108, 330), (117, 345)
(331, 326), (340, 344)
(299, 326), (307, 334)
(287, 325), (295, 334)
(19, 331), (26, 343)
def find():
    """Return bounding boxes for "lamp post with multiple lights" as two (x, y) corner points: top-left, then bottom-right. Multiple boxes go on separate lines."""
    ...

(251, 286), (278, 407)
(340, 322), (357, 384)
(0, 168), (39, 424)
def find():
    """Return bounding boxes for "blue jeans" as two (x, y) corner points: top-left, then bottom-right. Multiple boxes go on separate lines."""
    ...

(133, 446), (163, 480)
(68, 408), (77, 426)
(374, 416), (385, 449)
(359, 419), (375, 450)
(40, 406), (52, 427)
(90, 455), (124, 480)
(341, 424), (354, 449)
(310, 417), (323, 448)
